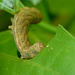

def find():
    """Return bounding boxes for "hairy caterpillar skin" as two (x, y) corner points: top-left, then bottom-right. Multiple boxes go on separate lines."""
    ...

(9, 7), (45, 59)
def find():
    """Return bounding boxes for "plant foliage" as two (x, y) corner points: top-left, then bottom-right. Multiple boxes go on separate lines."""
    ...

(0, 25), (75, 75)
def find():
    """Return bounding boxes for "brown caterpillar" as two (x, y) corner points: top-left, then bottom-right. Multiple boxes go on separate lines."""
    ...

(9, 7), (45, 59)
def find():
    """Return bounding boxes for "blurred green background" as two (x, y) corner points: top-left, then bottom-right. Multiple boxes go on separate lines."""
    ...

(0, 0), (75, 45)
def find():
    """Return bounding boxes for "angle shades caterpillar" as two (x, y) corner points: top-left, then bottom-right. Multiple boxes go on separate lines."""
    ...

(9, 7), (45, 59)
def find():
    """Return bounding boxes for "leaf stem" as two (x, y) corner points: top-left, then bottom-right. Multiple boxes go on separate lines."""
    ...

(19, 1), (25, 8)
(15, 0), (24, 11)
(38, 21), (57, 33)
(0, 3), (15, 15)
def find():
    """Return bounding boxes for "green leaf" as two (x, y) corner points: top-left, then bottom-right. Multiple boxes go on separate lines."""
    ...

(0, 25), (75, 75)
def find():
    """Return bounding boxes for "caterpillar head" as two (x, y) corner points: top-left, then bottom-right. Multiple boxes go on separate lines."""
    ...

(32, 41), (45, 53)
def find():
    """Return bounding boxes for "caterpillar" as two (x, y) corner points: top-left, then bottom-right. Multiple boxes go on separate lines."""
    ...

(9, 7), (45, 59)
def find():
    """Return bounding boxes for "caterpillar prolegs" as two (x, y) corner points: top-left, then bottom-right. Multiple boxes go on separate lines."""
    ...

(9, 7), (45, 59)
